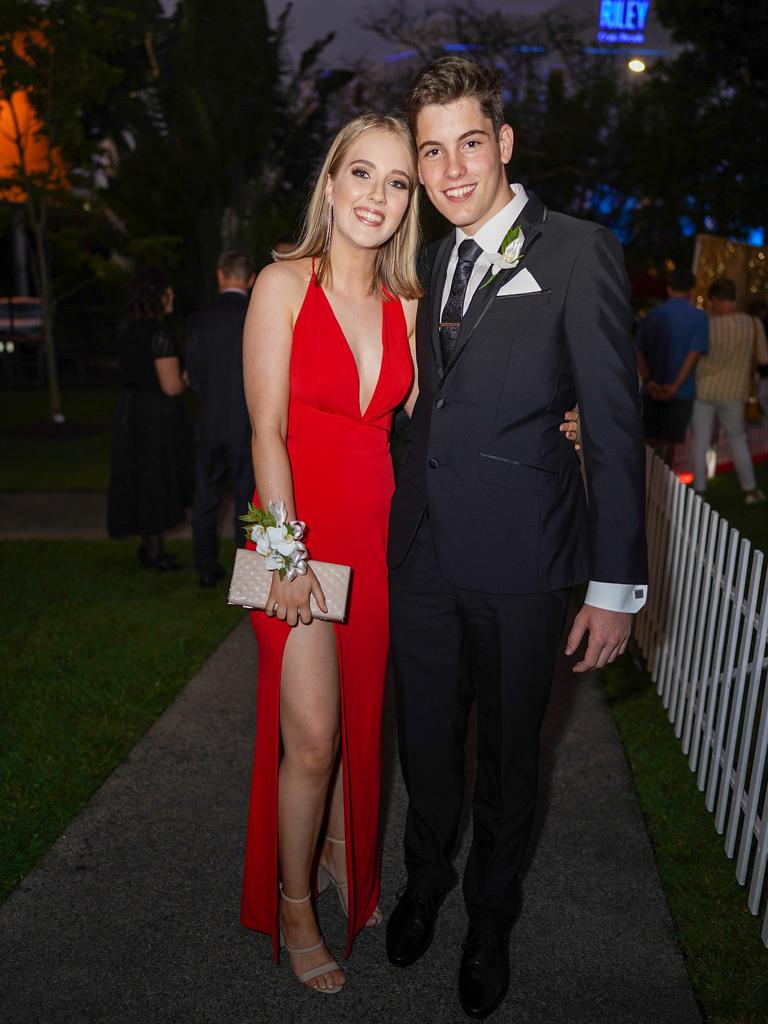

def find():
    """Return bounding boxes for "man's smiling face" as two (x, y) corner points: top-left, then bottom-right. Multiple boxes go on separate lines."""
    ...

(415, 97), (514, 235)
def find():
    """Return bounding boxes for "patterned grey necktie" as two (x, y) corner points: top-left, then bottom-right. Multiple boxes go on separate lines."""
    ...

(439, 238), (483, 370)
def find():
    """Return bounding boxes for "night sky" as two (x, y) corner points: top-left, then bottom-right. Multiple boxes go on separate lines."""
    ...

(264, 0), (563, 64)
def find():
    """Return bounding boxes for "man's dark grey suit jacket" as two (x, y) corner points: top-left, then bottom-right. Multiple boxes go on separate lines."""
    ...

(388, 192), (648, 594)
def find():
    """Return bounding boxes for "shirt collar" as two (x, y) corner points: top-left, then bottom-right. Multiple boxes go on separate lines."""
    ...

(455, 183), (529, 255)
(221, 287), (248, 296)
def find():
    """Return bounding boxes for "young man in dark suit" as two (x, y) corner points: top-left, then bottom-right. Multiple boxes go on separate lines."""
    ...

(386, 57), (649, 1019)
(186, 250), (256, 587)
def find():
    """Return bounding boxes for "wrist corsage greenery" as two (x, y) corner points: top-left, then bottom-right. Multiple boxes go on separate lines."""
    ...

(240, 499), (308, 581)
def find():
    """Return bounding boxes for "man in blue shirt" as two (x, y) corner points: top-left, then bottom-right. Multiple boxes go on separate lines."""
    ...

(636, 268), (709, 464)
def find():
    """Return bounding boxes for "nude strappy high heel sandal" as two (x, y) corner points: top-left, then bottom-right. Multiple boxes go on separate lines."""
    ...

(279, 886), (345, 994)
(317, 835), (383, 928)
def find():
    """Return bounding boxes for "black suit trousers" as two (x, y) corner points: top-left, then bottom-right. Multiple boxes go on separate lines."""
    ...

(389, 513), (569, 932)
(192, 442), (254, 575)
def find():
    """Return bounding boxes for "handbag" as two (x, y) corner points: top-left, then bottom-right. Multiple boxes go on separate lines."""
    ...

(746, 318), (762, 424)
(746, 392), (760, 424)
(227, 548), (351, 623)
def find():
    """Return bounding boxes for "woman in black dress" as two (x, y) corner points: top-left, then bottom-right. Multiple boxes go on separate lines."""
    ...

(107, 268), (193, 569)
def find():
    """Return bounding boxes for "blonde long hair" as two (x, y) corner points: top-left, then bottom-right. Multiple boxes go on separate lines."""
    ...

(275, 113), (423, 300)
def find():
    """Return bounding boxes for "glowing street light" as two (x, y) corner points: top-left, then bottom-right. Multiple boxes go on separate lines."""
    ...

(628, 58), (646, 73)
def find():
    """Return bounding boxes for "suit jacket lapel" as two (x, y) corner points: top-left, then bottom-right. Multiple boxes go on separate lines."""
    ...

(441, 194), (548, 382)
(429, 234), (455, 375)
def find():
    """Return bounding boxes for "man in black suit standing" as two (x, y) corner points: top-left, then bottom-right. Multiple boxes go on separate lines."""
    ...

(386, 58), (648, 1019)
(187, 250), (255, 587)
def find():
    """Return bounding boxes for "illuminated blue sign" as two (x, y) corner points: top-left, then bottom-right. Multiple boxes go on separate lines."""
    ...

(597, 1), (650, 44)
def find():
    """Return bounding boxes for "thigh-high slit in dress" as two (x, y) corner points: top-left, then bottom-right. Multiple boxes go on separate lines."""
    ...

(240, 264), (413, 959)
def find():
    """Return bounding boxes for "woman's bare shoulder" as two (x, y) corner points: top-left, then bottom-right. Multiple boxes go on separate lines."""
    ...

(255, 257), (312, 296)
(249, 259), (313, 328)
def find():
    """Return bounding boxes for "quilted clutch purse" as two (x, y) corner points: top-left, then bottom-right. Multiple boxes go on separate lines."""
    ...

(227, 548), (351, 623)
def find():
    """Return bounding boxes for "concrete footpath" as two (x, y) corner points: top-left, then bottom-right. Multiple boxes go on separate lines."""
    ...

(0, 618), (702, 1024)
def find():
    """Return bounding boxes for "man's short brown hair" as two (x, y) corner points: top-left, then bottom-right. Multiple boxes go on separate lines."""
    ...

(406, 56), (505, 137)
(217, 249), (254, 283)
(708, 277), (736, 302)
(667, 268), (696, 292)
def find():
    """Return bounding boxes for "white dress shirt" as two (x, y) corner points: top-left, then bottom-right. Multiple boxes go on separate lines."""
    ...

(440, 184), (530, 316)
(440, 183), (647, 614)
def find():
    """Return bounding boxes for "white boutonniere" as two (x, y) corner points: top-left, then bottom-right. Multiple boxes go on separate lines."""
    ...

(479, 224), (525, 288)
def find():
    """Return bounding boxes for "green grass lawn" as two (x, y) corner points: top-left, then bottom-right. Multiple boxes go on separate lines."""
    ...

(603, 658), (768, 1024)
(0, 537), (242, 901)
(0, 387), (118, 432)
(700, 457), (768, 554)
(0, 389), (116, 492)
(0, 388), (198, 492)
(600, 459), (768, 1023)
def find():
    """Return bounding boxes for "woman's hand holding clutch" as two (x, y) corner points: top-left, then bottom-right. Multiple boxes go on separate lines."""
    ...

(265, 565), (328, 626)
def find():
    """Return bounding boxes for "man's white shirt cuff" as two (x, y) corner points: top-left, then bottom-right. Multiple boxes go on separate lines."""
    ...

(585, 581), (647, 613)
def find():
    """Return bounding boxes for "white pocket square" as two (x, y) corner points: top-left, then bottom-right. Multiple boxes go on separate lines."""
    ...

(496, 268), (542, 296)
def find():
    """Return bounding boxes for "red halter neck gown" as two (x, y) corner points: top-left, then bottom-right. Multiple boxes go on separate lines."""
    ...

(240, 263), (413, 959)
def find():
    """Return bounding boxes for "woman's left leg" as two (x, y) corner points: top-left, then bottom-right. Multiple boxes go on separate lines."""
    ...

(691, 399), (716, 493)
(718, 399), (758, 492)
(320, 765), (383, 927)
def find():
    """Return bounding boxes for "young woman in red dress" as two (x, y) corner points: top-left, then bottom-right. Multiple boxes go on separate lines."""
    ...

(239, 114), (422, 993)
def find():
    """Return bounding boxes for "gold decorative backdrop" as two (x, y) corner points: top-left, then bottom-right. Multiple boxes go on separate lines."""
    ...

(693, 234), (768, 309)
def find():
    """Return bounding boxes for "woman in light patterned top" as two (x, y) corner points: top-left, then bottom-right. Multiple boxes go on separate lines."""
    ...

(692, 277), (768, 503)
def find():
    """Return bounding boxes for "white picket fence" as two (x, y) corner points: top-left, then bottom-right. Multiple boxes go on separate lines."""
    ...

(635, 451), (768, 946)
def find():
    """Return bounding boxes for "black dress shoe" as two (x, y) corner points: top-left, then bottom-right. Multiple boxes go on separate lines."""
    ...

(459, 928), (511, 1020)
(137, 546), (181, 571)
(199, 565), (226, 588)
(386, 887), (444, 968)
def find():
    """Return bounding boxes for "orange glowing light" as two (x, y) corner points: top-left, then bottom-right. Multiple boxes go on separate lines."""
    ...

(0, 30), (66, 202)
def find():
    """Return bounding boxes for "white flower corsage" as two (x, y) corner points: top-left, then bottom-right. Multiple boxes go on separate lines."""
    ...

(479, 224), (525, 288)
(240, 499), (309, 581)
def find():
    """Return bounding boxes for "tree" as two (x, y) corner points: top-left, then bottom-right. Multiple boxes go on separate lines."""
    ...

(248, 14), (355, 256)
(0, 0), (128, 420)
(606, 0), (768, 264)
(101, 0), (356, 307)
(655, 0), (767, 82)
(102, 0), (283, 307)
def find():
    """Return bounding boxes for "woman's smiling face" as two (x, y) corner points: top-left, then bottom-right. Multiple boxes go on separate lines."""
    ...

(325, 129), (414, 251)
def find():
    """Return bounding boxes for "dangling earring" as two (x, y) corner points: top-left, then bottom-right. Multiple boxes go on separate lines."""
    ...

(323, 204), (333, 254)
